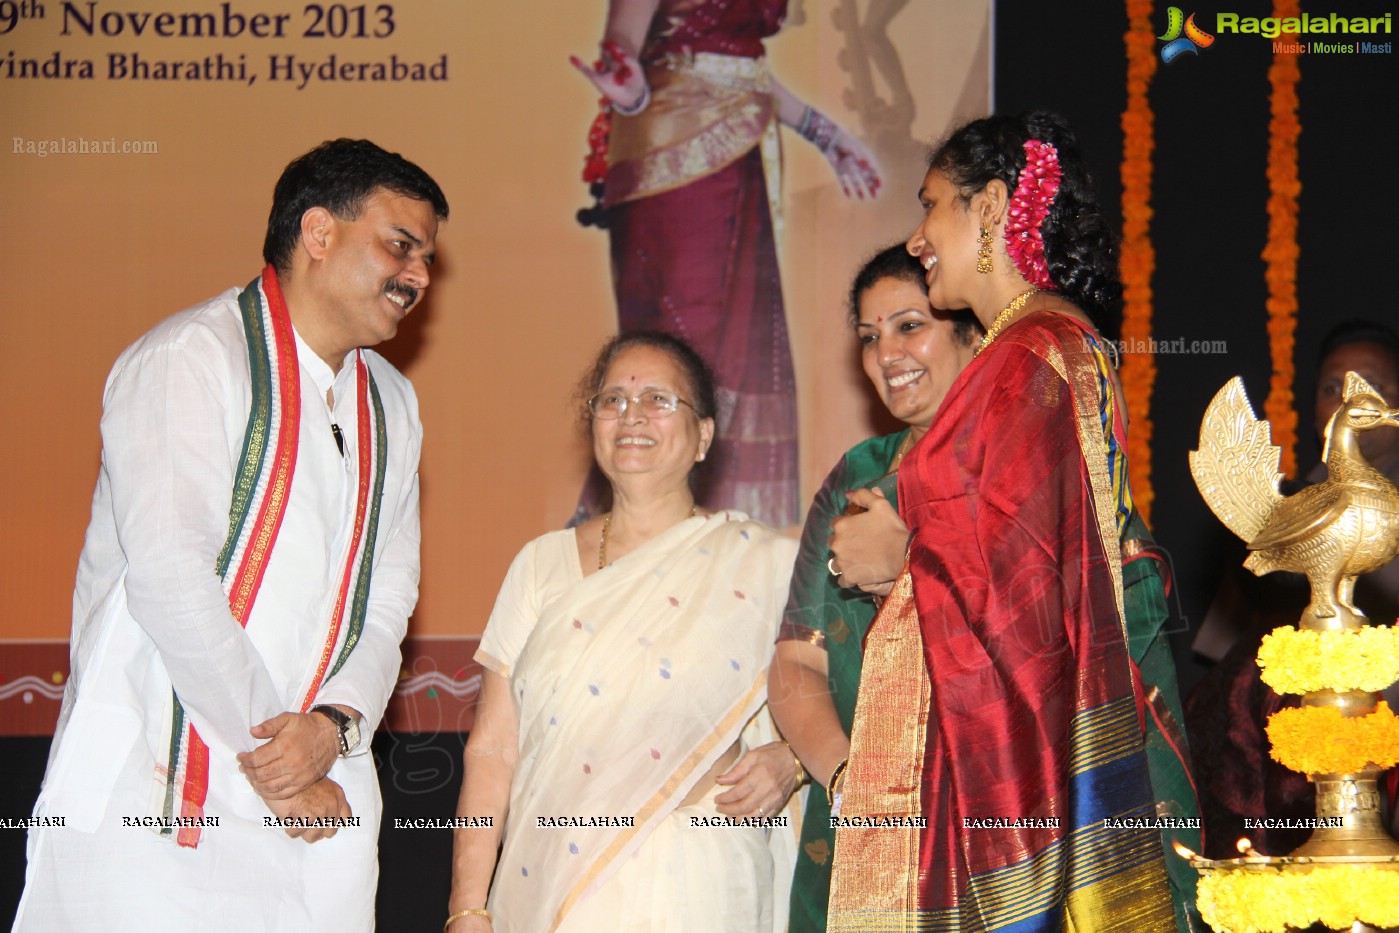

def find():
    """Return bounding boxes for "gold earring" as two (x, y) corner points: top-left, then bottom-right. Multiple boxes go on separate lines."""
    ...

(976, 225), (994, 274)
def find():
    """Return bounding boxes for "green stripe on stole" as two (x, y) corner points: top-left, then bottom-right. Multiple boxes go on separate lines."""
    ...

(161, 279), (278, 833)
(217, 278), (276, 577)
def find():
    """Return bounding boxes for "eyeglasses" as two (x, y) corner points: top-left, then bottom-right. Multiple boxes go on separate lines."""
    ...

(588, 390), (698, 420)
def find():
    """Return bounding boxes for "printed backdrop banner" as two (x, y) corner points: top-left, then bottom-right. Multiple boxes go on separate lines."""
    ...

(0, 0), (989, 733)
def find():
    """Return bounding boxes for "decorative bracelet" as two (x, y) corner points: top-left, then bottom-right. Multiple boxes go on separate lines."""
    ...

(826, 758), (849, 808)
(796, 105), (838, 154)
(781, 741), (807, 787)
(444, 907), (492, 931)
(612, 82), (650, 117)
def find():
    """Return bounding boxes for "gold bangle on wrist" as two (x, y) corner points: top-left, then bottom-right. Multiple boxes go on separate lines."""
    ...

(781, 740), (807, 786)
(445, 907), (491, 931)
(826, 758), (849, 808)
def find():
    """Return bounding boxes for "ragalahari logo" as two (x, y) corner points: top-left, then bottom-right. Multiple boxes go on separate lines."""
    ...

(1159, 7), (1216, 62)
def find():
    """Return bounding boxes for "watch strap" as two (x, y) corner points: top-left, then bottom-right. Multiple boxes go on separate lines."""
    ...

(311, 704), (354, 757)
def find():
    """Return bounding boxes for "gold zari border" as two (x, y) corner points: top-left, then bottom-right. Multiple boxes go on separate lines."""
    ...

(828, 568), (927, 925)
(606, 53), (774, 206)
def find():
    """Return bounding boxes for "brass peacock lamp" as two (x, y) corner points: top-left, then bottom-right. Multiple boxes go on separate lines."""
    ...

(1185, 371), (1399, 933)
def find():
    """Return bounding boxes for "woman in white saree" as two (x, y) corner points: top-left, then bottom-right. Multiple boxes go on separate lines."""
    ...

(447, 332), (802, 933)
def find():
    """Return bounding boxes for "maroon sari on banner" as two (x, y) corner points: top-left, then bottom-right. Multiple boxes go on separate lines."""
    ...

(602, 0), (797, 526)
(830, 312), (1174, 931)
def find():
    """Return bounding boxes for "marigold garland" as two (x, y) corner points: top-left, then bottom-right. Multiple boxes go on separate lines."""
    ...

(1262, 0), (1301, 478)
(1197, 866), (1399, 933)
(1266, 701), (1399, 775)
(1120, 0), (1159, 523)
(1257, 626), (1399, 695)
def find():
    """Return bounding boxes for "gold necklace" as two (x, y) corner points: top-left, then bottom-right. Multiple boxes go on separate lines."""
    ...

(598, 507), (698, 569)
(886, 430), (917, 475)
(976, 287), (1039, 355)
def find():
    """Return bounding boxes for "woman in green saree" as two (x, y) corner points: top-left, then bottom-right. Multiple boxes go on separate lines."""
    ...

(768, 245), (979, 932)
(771, 242), (1201, 932)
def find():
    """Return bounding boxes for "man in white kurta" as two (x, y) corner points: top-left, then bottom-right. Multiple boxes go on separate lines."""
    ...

(13, 139), (448, 932)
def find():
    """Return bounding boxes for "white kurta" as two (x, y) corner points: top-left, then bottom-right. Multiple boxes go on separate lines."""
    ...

(14, 284), (421, 932)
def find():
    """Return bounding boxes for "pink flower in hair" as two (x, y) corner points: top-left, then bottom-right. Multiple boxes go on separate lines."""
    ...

(1004, 139), (1061, 290)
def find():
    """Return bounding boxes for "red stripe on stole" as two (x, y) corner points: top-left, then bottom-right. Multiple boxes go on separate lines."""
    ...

(300, 353), (372, 710)
(228, 269), (302, 624)
(176, 730), (210, 848)
(178, 267), (301, 844)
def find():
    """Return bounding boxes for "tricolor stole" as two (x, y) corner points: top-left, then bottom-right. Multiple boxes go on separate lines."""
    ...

(153, 265), (389, 847)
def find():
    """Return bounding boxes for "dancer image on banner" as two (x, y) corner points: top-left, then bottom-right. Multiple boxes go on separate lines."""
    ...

(571, 0), (882, 527)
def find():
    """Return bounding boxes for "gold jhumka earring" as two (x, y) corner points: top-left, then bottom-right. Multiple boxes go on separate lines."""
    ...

(976, 225), (994, 274)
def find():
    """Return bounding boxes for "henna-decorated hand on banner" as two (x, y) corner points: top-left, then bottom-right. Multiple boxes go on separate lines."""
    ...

(795, 106), (883, 200)
(825, 127), (883, 201)
(570, 39), (650, 115)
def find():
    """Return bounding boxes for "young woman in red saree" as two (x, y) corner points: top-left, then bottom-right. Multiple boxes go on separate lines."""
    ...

(826, 112), (1179, 932)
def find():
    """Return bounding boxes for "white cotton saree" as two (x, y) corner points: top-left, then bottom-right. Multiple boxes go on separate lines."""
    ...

(476, 511), (798, 932)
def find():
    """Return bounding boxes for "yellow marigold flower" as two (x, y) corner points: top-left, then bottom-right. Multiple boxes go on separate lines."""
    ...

(1197, 866), (1399, 933)
(1257, 626), (1399, 695)
(1266, 702), (1399, 775)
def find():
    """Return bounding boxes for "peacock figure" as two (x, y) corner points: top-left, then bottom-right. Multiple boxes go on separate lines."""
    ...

(1190, 371), (1399, 626)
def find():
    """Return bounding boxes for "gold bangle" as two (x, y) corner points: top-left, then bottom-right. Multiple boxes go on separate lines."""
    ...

(445, 908), (492, 931)
(826, 758), (849, 808)
(781, 741), (806, 786)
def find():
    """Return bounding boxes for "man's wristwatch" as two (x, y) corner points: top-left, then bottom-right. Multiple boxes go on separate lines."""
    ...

(311, 705), (360, 758)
